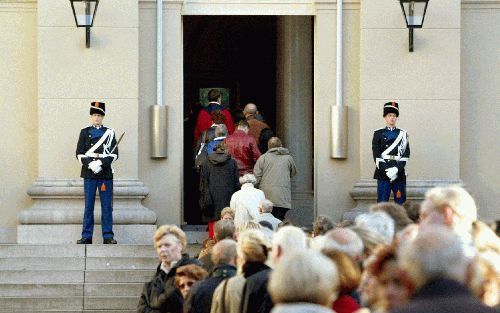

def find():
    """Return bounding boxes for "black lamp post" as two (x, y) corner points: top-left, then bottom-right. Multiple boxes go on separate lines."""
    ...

(69, 0), (99, 48)
(399, 0), (429, 52)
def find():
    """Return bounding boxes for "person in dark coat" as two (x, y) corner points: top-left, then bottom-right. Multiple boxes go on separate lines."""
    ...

(137, 225), (202, 313)
(76, 101), (119, 244)
(199, 142), (240, 238)
(372, 101), (410, 205)
(392, 226), (497, 313)
(184, 239), (238, 313)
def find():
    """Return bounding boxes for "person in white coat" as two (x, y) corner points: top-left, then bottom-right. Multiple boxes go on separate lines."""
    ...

(231, 173), (265, 230)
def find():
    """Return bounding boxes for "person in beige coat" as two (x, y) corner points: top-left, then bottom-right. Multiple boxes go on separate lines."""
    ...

(210, 229), (270, 313)
(253, 137), (297, 220)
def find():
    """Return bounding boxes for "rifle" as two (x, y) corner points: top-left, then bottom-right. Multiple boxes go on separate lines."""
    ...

(110, 132), (125, 154)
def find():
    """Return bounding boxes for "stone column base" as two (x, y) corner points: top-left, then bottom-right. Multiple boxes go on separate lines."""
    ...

(288, 190), (315, 226)
(344, 179), (463, 221)
(17, 178), (157, 244)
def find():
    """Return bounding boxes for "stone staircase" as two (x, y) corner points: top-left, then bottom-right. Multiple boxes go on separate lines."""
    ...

(0, 244), (158, 312)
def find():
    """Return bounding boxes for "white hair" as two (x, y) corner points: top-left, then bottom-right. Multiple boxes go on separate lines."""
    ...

(424, 185), (478, 236)
(268, 250), (339, 305)
(272, 226), (307, 256)
(260, 199), (274, 213)
(398, 225), (470, 288)
(322, 228), (364, 260)
(355, 211), (395, 245)
(310, 235), (326, 252)
(239, 173), (257, 185)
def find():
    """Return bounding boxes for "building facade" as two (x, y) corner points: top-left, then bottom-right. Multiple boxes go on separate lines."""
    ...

(0, 0), (498, 243)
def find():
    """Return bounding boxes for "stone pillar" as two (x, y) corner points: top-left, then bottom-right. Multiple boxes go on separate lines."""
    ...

(348, 0), (462, 216)
(17, 0), (156, 243)
(276, 16), (314, 225)
(161, 0), (184, 225)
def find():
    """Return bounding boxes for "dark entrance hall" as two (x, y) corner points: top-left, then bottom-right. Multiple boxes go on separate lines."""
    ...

(182, 16), (278, 224)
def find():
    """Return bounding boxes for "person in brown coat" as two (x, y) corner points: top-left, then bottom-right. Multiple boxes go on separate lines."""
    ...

(243, 103), (270, 145)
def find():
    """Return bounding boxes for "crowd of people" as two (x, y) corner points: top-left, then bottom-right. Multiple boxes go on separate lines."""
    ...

(136, 90), (498, 313)
(194, 89), (297, 237)
(137, 184), (499, 313)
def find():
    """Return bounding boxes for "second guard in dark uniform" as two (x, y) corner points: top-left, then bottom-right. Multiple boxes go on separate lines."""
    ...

(76, 102), (119, 244)
(372, 102), (410, 204)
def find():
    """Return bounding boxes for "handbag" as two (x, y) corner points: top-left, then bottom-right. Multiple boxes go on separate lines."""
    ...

(194, 131), (208, 172)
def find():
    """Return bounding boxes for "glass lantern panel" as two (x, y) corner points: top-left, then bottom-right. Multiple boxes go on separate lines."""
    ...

(402, 1), (427, 27)
(72, 1), (97, 26)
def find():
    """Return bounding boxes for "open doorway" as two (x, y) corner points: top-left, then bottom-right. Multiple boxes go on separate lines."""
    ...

(183, 16), (278, 224)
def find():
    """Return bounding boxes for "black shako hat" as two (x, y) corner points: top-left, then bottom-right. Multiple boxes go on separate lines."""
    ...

(383, 101), (399, 117)
(90, 101), (106, 116)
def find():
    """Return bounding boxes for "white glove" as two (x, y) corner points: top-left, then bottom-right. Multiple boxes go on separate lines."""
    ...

(385, 167), (398, 181)
(88, 160), (103, 174)
(390, 173), (398, 182)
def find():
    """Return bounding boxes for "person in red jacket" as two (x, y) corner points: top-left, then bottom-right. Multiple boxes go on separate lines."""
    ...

(224, 120), (261, 176)
(194, 89), (234, 143)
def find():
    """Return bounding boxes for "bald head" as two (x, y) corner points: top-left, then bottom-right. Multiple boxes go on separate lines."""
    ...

(244, 103), (258, 115)
(211, 239), (237, 266)
(322, 228), (364, 261)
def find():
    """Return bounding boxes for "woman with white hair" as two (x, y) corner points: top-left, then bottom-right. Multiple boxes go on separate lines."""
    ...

(268, 250), (339, 313)
(230, 173), (265, 229)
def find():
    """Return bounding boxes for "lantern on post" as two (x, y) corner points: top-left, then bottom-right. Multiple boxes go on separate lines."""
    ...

(399, 0), (429, 52)
(69, 0), (99, 48)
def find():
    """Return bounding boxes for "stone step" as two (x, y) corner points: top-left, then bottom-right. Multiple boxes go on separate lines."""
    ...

(0, 297), (83, 311)
(0, 284), (83, 297)
(84, 283), (143, 297)
(0, 257), (85, 270)
(0, 282), (144, 298)
(83, 296), (139, 310)
(84, 270), (155, 283)
(17, 225), (156, 244)
(85, 257), (157, 270)
(0, 245), (85, 257)
(86, 244), (156, 257)
(0, 270), (84, 284)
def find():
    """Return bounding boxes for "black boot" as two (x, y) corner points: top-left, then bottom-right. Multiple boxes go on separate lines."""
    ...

(76, 238), (92, 244)
(103, 238), (117, 244)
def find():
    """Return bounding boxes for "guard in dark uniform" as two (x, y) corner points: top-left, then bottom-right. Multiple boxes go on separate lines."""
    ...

(372, 101), (410, 204)
(76, 102), (118, 244)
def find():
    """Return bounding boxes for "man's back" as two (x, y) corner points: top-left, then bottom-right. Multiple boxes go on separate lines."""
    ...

(194, 105), (234, 143)
(185, 264), (236, 313)
(247, 117), (269, 145)
(253, 147), (296, 209)
(391, 279), (497, 313)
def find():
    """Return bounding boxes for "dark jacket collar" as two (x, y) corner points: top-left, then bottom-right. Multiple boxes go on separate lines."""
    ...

(205, 103), (224, 113)
(413, 278), (471, 300)
(242, 261), (270, 278)
(211, 263), (237, 278)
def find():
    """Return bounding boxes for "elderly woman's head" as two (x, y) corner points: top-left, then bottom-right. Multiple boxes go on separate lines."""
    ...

(174, 264), (208, 299)
(269, 250), (339, 306)
(237, 229), (268, 266)
(154, 225), (187, 266)
(239, 173), (257, 185)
